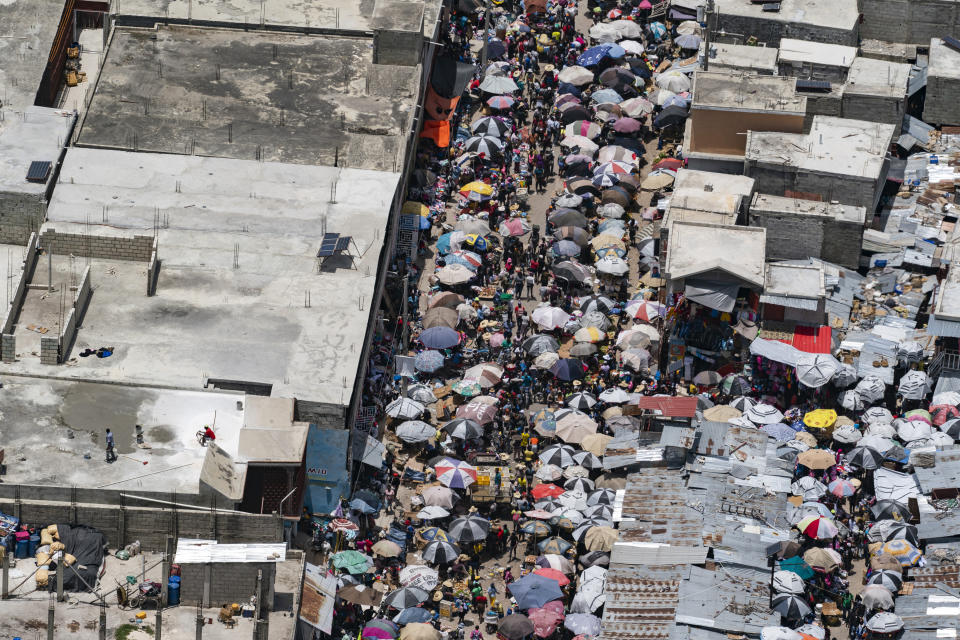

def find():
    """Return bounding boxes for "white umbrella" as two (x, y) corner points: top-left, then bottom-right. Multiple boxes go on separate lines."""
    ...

(558, 66), (595, 86)
(618, 40), (644, 55)
(795, 353), (840, 388)
(791, 477), (827, 500)
(536, 464), (564, 481)
(479, 75), (518, 94)
(898, 370), (930, 400)
(396, 420), (435, 443)
(864, 612), (903, 633)
(436, 264), (475, 285)
(832, 423), (862, 444)
(610, 19), (643, 39)
(532, 305), (571, 329)
(407, 384), (437, 404)
(399, 565), (439, 591)
(898, 419), (933, 441)
(417, 506), (450, 520)
(772, 570), (805, 594)
(596, 255), (629, 276)
(862, 406), (893, 425)
(598, 387), (631, 403)
(839, 390), (864, 411)
(856, 376), (886, 403)
(560, 135), (599, 155)
(655, 70), (691, 93)
(933, 391), (960, 406)
(745, 403), (784, 425)
(386, 398), (425, 419)
(533, 351), (560, 370)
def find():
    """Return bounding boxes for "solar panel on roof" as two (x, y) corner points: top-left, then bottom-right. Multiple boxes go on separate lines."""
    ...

(943, 36), (960, 54)
(26, 161), (51, 183)
(761, 2), (781, 11)
(335, 236), (351, 252)
(795, 79), (832, 92)
(317, 233), (340, 257)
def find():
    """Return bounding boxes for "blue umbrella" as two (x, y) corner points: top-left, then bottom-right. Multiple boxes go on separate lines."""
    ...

(444, 254), (479, 271)
(591, 88), (624, 104)
(577, 43), (626, 67)
(415, 350), (445, 372)
(761, 423), (800, 442)
(420, 327), (460, 349)
(662, 95), (691, 109)
(550, 358), (585, 381)
(551, 240), (581, 257)
(595, 246), (626, 259)
(557, 82), (582, 97)
(598, 220), (626, 234)
(436, 232), (457, 255)
(349, 499), (379, 514)
(487, 39), (507, 60)
(394, 608), (434, 624)
(649, 22), (667, 40)
(507, 573), (565, 610)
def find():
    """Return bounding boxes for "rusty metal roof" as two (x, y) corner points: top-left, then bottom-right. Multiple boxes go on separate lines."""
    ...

(600, 564), (685, 640)
(626, 396), (699, 418)
(620, 469), (705, 547)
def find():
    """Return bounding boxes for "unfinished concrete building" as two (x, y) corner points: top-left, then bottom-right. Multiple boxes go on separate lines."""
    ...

(699, 42), (778, 75)
(923, 38), (960, 126)
(860, 0), (960, 45)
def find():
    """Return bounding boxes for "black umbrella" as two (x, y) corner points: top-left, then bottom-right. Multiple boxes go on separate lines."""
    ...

(871, 500), (912, 522)
(568, 179), (601, 196)
(562, 159), (592, 178)
(522, 334), (560, 357)
(867, 570), (903, 592)
(580, 294), (616, 315)
(599, 67), (636, 87)
(448, 515), (490, 543)
(557, 82), (582, 97)
(486, 40), (507, 60)
(382, 587), (430, 610)
(579, 551), (610, 567)
(601, 187), (631, 208)
(548, 208), (588, 228)
(560, 106), (591, 125)
(553, 260), (591, 284)
(847, 446), (884, 470)
(550, 358), (585, 381)
(423, 540), (460, 564)
(653, 104), (688, 129)
(499, 615), (535, 640)
(771, 593), (812, 620)
(766, 540), (803, 559)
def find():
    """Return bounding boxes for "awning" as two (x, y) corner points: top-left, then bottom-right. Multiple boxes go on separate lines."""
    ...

(927, 314), (960, 338)
(759, 294), (821, 311)
(749, 337), (803, 367)
(684, 278), (740, 313)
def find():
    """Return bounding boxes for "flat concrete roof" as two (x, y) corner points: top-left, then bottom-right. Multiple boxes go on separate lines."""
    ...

(113, 0), (441, 35)
(845, 57), (911, 98)
(673, 169), (756, 199)
(674, 0), (859, 32)
(0, 375), (244, 492)
(0, 0), (64, 114)
(764, 263), (825, 299)
(778, 39), (857, 69)
(8, 147), (399, 406)
(77, 24), (417, 170)
(701, 43), (778, 74)
(665, 221), (766, 287)
(745, 116), (895, 179)
(0, 107), (73, 195)
(929, 37), (960, 81)
(750, 192), (866, 224)
(692, 71), (806, 114)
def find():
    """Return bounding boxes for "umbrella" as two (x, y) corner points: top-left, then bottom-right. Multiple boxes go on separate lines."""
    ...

(448, 515), (490, 543)
(828, 478), (858, 497)
(399, 565), (438, 591)
(427, 291), (463, 310)
(856, 376), (886, 403)
(898, 419), (933, 441)
(329, 518), (359, 534)
(675, 33), (702, 49)
(761, 423), (799, 442)
(580, 311), (612, 330)
(790, 477), (827, 500)
(941, 418), (960, 439)
(577, 43), (626, 67)
(435, 459), (478, 489)
(898, 370), (930, 400)
(619, 96), (654, 117)
(612, 117), (642, 133)
(761, 628), (802, 640)
(779, 556), (815, 580)
(521, 520), (553, 537)
(533, 352), (560, 370)
(536, 465), (563, 482)
(551, 358), (585, 381)
(580, 294), (616, 315)
(464, 135), (504, 158)
(579, 551), (610, 568)
(745, 403), (784, 425)
(564, 477), (595, 493)
(832, 424), (862, 444)
(540, 443), (578, 467)
(772, 570), (805, 594)
(872, 554), (904, 572)
(400, 624), (441, 640)
(531, 484), (566, 500)
(553, 259), (591, 284)
(463, 362), (503, 388)
(586, 489), (617, 507)
(487, 95), (515, 110)
(538, 537), (573, 555)
(416, 506), (449, 521)
(509, 574), (565, 610)
(451, 379), (482, 398)
(796, 354), (839, 388)
(864, 612), (903, 633)
(797, 449), (837, 470)
(340, 584), (382, 606)
(471, 116), (509, 138)
(572, 450), (602, 470)
(479, 75), (518, 94)
(396, 420), (436, 443)
(372, 540), (403, 558)
(528, 607), (564, 637)
(558, 66), (595, 86)
(560, 136), (599, 155)
(423, 539), (460, 564)
(536, 554), (575, 574)
(656, 70), (692, 92)
(499, 615), (536, 640)
(930, 404), (960, 426)
(555, 226), (591, 246)
(573, 326), (605, 343)
(420, 326), (461, 349)
(867, 570), (903, 592)
(771, 594), (812, 621)
(443, 418), (483, 440)
(596, 255), (629, 276)
(653, 105), (688, 129)
(869, 520), (919, 546)
(522, 334), (560, 357)
(386, 397), (425, 419)
(332, 550), (373, 574)
(692, 370), (722, 386)
(421, 486), (457, 509)
(848, 446), (884, 470)
(591, 88), (624, 105)
(564, 614), (602, 636)
(556, 411), (598, 443)
(767, 541), (803, 560)
(407, 384), (438, 404)
(364, 620), (399, 639)
(863, 406), (894, 425)
(583, 526), (617, 552)
(565, 120), (603, 139)
(598, 387), (630, 404)
(878, 539), (922, 566)
(796, 515), (839, 539)
(567, 392), (597, 410)
(803, 547), (842, 572)
(393, 608), (433, 624)
(532, 306), (572, 330)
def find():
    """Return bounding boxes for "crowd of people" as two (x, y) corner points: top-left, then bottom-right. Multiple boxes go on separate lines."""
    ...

(316, 2), (936, 640)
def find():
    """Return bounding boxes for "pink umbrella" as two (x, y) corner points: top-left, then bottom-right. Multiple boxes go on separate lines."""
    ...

(612, 118), (641, 133)
(541, 600), (566, 616)
(489, 332), (506, 347)
(930, 404), (960, 426)
(499, 217), (530, 237)
(528, 607), (565, 638)
(638, 0), (653, 7)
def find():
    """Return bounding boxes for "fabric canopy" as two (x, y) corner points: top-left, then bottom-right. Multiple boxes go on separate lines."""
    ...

(684, 279), (741, 313)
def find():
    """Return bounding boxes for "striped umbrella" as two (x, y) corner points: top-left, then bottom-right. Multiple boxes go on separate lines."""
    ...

(828, 478), (857, 497)
(878, 539), (922, 566)
(448, 515), (490, 543)
(487, 95), (515, 110)
(471, 116), (510, 138)
(796, 515), (839, 539)
(565, 120), (602, 139)
(423, 539), (460, 564)
(435, 458), (478, 489)
(443, 418), (483, 440)
(866, 570), (903, 592)
(771, 594), (811, 621)
(540, 443), (577, 467)
(382, 587), (429, 610)
(464, 136), (504, 157)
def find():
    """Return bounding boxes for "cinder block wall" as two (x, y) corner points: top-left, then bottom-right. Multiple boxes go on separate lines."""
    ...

(747, 162), (878, 211)
(40, 229), (154, 261)
(0, 192), (46, 244)
(861, 0), (960, 44)
(374, 30), (422, 66)
(842, 94), (905, 135)
(179, 562), (276, 609)
(924, 74), (960, 126)
(714, 14), (858, 47)
(822, 218), (864, 268)
(750, 211), (826, 262)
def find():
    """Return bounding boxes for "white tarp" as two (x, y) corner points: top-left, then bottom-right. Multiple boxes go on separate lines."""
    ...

(749, 337), (802, 367)
(300, 563), (337, 633)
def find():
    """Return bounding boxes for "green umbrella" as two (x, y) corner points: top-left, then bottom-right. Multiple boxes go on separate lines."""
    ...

(333, 550), (373, 574)
(779, 556), (814, 580)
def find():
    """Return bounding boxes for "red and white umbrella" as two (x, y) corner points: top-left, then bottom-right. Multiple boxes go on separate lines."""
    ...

(435, 458), (478, 489)
(330, 518), (359, 533)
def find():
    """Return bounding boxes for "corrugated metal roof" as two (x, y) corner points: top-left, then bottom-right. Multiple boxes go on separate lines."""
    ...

(791, 324), (832, 354)
(874, 467), (922, 502)
(660, 425), (697, 449)
(915, 450), (960, 493)
(675, 566), (780, 634)
(912, 564), (960, 591)
(600, 564), (685, 640)
(628, 397), (699, 417)
(928, 314), (960, 338)
(695, 421), (730, 456)
(620, 469), (704, 547)
(759, 294), (822, 311)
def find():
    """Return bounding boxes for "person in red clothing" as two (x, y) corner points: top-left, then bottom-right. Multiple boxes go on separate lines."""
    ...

(201, 425), (216, 446)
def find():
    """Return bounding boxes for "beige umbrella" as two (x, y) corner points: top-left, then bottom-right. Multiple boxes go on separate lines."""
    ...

(534, 352), (561, 369)
(421, 486), (457, 508)
(436, 264), (475, 285)
(834, 416), (855, 428)
(464, 362), (504, 389)
(600, 406), (622, 419)
(794, 432), (818, 447)
(616, 329), (652, 349)
(423, 307), (459, 329)
(428, 292), (464, 309)
(641, 173), (674, 191)
(472, 395), (499, 406)
(870, 553), (904, 572)
(703, 405), (741, 422)
(803, 547), (842, 572)
(556, 412), (599, 444)
(401, 623), (442, 640)
(676, 20), (701, 35)
(372, 540), (403, 558)
(560, 135), (599, 155)
(629, 323), (661, 342)
(584, 526), (618, 552)
(590, 234), (625, 251)
(797, 449), (837, 470)
(580, 433), (613, 457)
(595, 474), (627, 490)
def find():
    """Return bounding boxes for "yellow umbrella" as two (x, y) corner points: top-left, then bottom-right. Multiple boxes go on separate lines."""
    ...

(590, 234), (625, 250)
(402, 201), (429, 216)
(804, 409), (838, 430)
(574, 326), (605, 343)
(460, 181), (493, 196)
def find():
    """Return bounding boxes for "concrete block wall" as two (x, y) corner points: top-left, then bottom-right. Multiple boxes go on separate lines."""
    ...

(822, 219), (864, 268)
(750, 210), (826, 262)
(147, 240), (159, 296)
(924, 74), (960, 126)
(40, 229), (154, 261)
(1, 334), (14, 363)
(0, 191), (46, 244)
(40, 335), (59, 365)
(861, 0), (960, 44)
(803, 93), (843, 127)
(746, 162), (879, 211)
(179, 562), (276, 609)
(295, 399), (346, 427)
(374, 30), (422, 66)
(714, 14), (858, 47)
(0, 232), (38, 362)
(842, 94), (905, 135)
